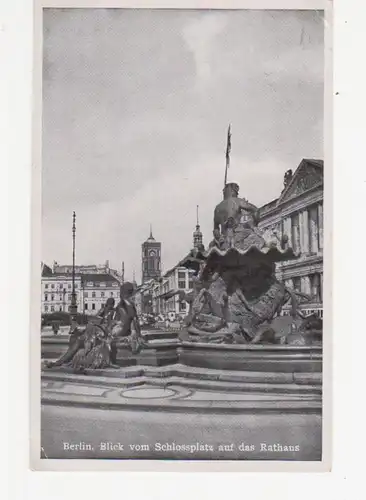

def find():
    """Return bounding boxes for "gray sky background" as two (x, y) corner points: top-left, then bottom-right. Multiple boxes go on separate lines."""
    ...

(42, 8), (324, 282)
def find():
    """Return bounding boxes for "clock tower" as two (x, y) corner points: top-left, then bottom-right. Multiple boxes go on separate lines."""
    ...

(141, 226), (161, 283)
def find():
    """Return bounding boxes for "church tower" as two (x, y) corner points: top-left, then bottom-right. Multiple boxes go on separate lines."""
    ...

(193, 205), (203, 250)
(141, 225), (162, 283)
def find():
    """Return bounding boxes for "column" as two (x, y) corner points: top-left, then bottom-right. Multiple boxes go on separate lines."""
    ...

(283, 217), (293, 248)
(300, 210), (309, 254)
(293, 213), (301, 253)
(320, 273), (323, 303)
(318, 203), (323, 250)
(309, 206), (319, 254)
(300, 275), (311, 295)
(285, 278), (293, 289)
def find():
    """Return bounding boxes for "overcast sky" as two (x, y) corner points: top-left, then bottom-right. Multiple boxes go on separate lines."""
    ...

(42, 8), (324, 282)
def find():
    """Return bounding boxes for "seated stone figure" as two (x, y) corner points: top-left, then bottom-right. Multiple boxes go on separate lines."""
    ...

(111, 281), (145, 354)
(44, 284), (144, 372)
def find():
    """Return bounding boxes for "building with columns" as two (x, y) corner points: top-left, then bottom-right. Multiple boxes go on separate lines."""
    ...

(258, 159), (323, 317)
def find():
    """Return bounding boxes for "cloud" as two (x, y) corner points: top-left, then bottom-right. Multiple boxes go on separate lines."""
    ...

(42, 9), (324, 282)
(182, 13), (228, 92)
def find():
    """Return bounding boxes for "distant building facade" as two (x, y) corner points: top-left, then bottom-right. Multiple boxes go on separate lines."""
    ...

(258, 159), (324, 317)
(141, 228), (162, 284)
(41, 263), (121, 315)
(154, 266), (195, 317)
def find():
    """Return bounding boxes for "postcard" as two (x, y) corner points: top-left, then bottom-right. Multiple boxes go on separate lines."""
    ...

(31, 0), (332, 472)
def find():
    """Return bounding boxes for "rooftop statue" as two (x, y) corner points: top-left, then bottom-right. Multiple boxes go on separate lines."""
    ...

(180, 182), (312, 345)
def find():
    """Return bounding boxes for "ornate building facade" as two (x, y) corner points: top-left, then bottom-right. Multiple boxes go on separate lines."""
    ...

(258, 159), (324, 317)
(141, 227), (162, 284)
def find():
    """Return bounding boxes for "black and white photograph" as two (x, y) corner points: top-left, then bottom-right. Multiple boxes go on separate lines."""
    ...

(34, 1), (329, 469)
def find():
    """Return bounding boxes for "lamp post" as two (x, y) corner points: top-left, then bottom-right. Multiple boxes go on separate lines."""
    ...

(69, 211), (78, 322)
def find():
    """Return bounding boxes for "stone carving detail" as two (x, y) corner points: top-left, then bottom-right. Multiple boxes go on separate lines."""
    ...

(180, 183), (311, 344)
(280, 164), (323, 202)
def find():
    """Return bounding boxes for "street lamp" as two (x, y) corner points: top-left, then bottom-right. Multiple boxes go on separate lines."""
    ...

(69, 211), (78, 323)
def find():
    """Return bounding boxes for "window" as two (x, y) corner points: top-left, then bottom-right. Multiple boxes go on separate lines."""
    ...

(68, 294), (72, 300)
(110, 292), (114, 297)
(45, 284), (49, 289)
(92, 292), (96, 298)
(178, 271), (186, 280)
(84, 292), (88, 298)
(178, 281), (186, 289)
(101, 291), (105, 298)
(68, 284), (71, 289)
(44, 294), (48, 301)
(92, 303), (96, 310)
(75, 284), (78, 289)
(59, 306), (62, 311)
(51, 306), (55, 312)
(51, 294), (54, 301)
(179, 302), (187, 312)
(188, 281), (193, 289)
(45, 305), (48, 312)
(51, 284), (55, 289)
(84, 303), (88, 310)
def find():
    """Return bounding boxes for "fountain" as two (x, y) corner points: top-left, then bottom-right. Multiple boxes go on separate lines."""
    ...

(179, 181), (316, 346)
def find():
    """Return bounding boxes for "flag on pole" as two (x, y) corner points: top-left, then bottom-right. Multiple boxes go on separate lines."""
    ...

(224, 124), (232, 187)
(225, 124), (231, 163)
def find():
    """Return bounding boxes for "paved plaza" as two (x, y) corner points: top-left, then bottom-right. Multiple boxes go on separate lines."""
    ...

(41, 403), (321, 461)
(41, 358), (322, 461)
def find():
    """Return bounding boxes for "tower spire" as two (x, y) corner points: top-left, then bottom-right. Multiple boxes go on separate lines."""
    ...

(193, 204), (203, 250)
(149, 223), (153, 239)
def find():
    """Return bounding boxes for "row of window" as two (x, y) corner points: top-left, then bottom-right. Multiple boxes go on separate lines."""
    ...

(44, 303), (99, 312)
(178, 280), (194, 289)
(44, 291), (117, 302)
(143, 259), (161, 271)
(44, 282), (118, 289)
(44, 283), (74, 290)
(44, 293), (72, 302)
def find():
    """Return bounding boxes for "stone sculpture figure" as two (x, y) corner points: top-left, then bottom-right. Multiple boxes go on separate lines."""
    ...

(180, 182), (312, 344)
(44, 283), (145, 372)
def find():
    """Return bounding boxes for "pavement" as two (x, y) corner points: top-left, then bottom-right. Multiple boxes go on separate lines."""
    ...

(40, 326), (322, 462)
(41, 404), (322, 460)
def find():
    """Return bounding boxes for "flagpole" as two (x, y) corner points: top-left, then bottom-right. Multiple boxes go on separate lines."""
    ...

(224, 124), (231, 188)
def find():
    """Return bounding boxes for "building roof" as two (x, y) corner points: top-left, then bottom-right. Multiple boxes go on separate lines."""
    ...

(80, 273), (120, 284)
(41, 262), (53, 277)
(259, 158), (324, 217)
